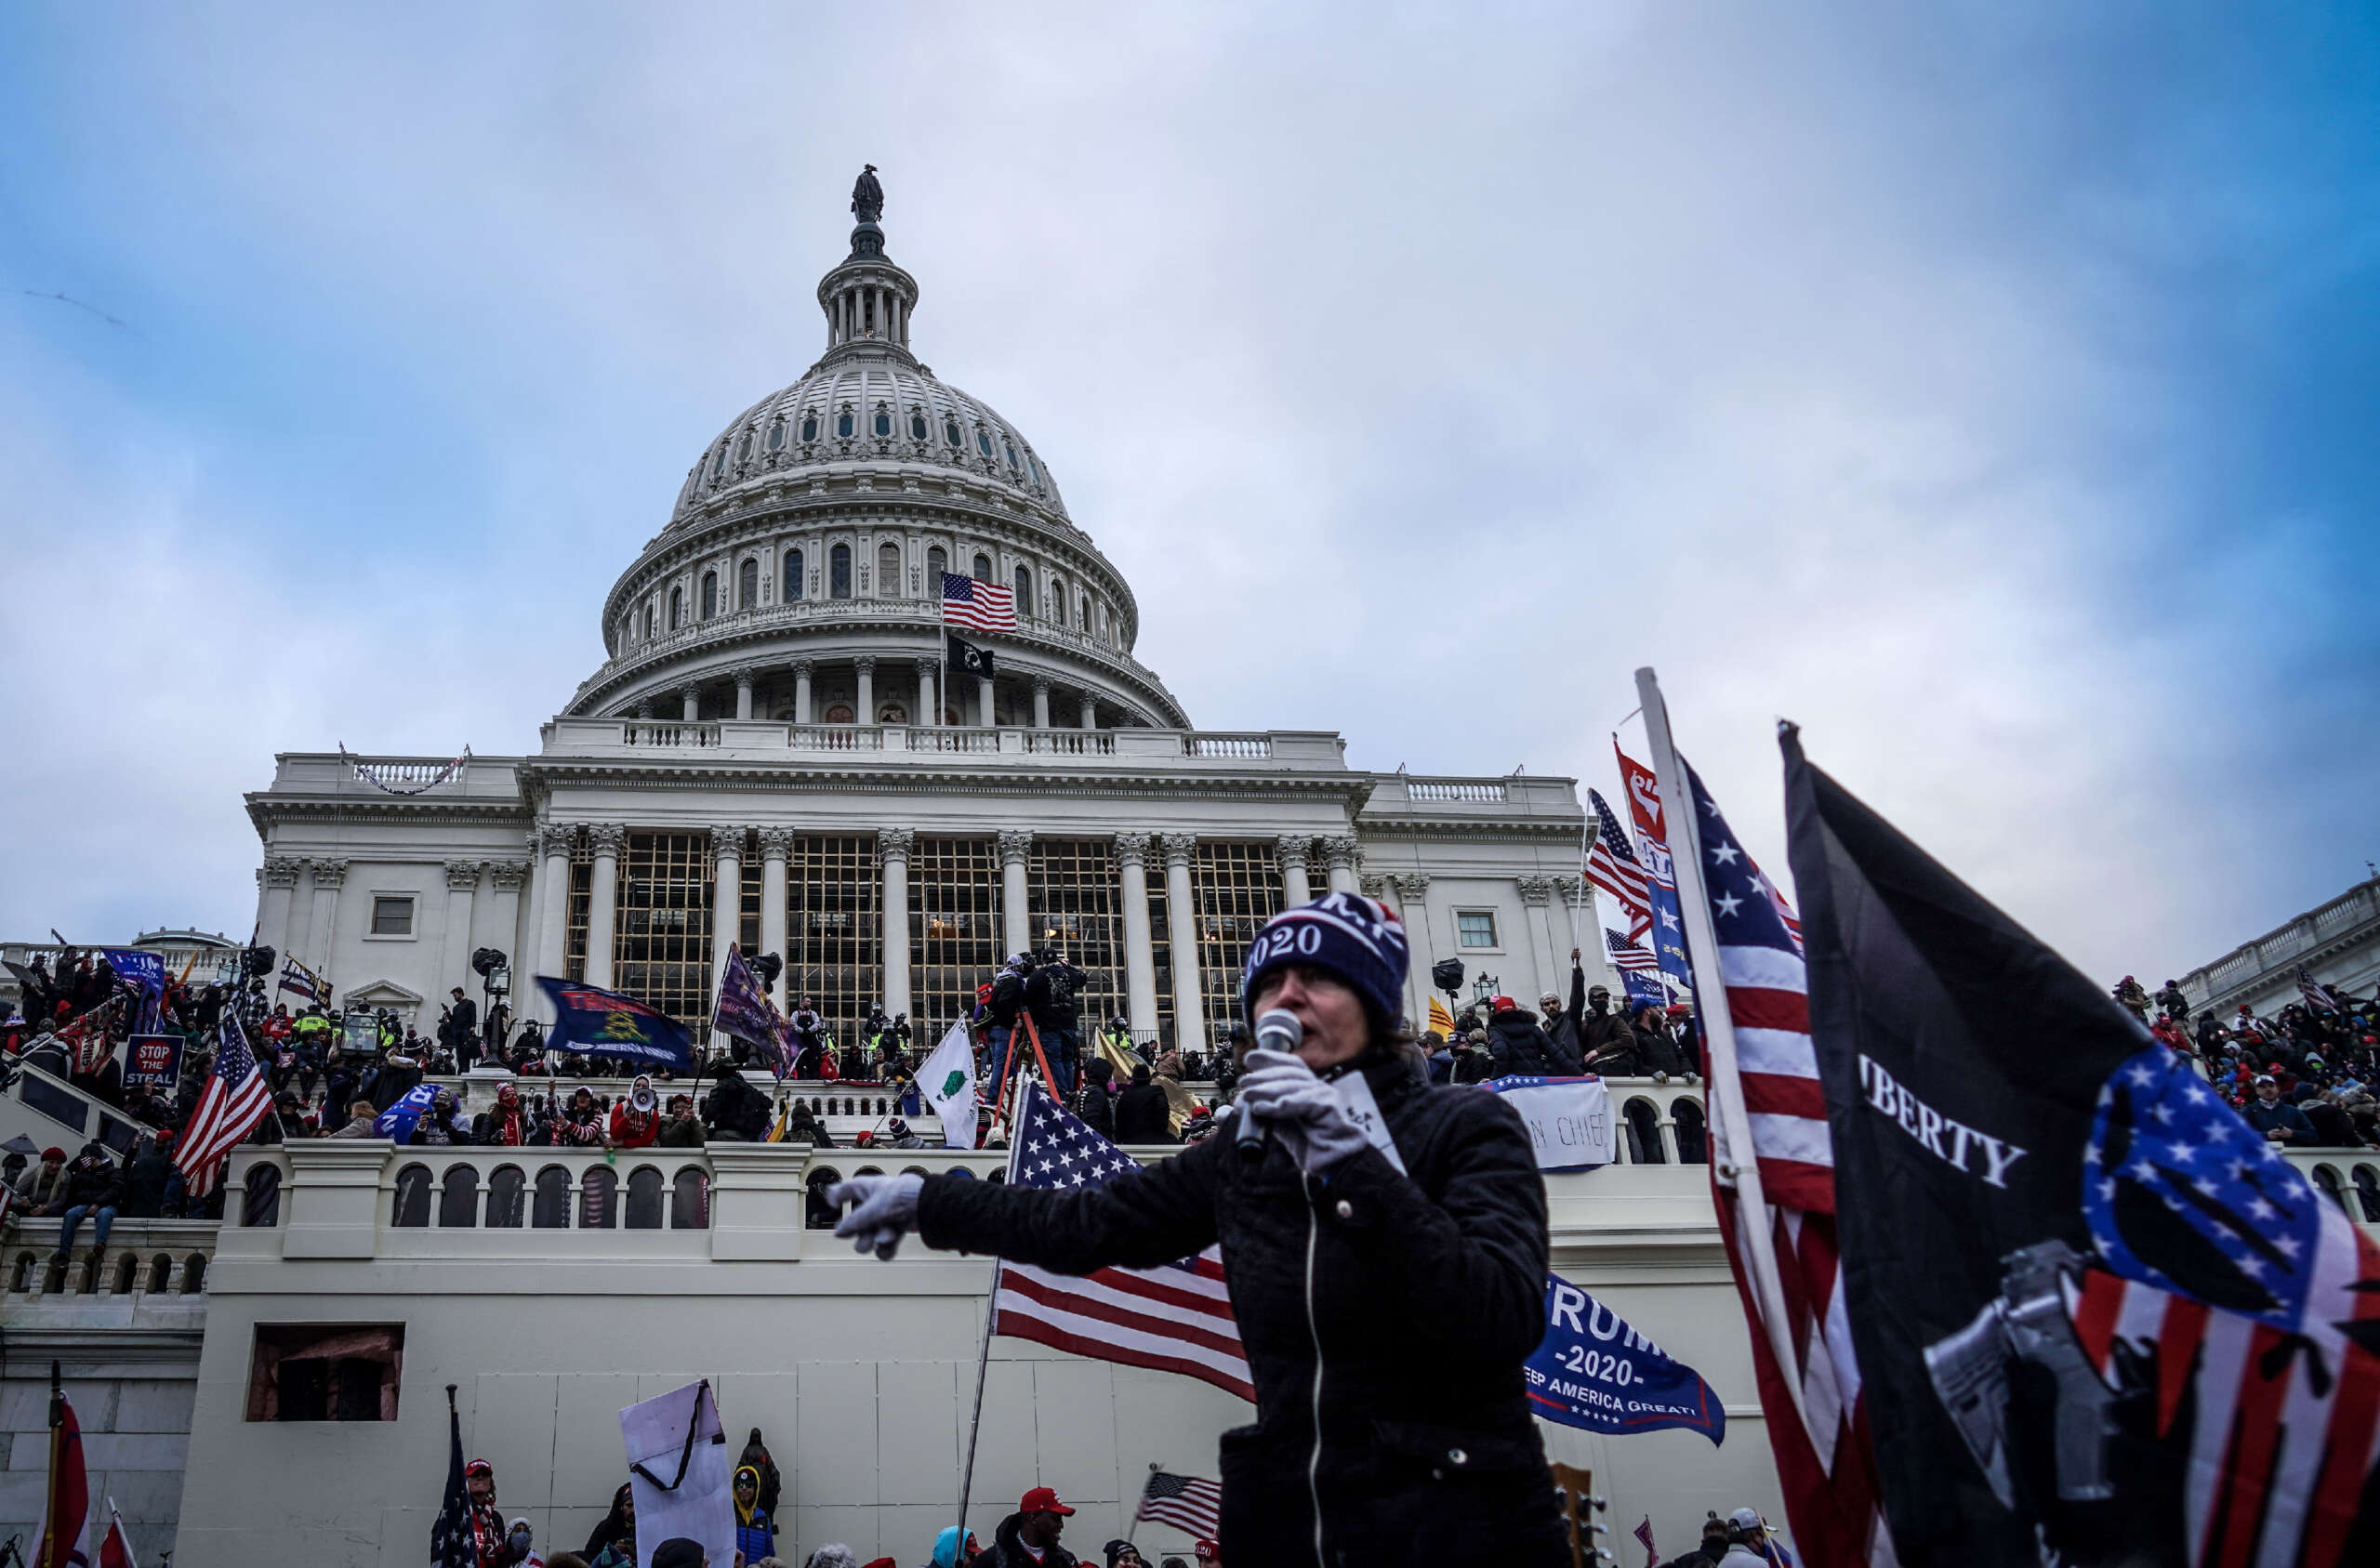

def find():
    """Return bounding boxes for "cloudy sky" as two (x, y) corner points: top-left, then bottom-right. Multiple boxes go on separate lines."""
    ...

(3, 3), (2373, 984)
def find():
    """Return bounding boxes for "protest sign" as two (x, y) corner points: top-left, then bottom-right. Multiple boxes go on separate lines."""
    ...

(123, 1034), (184, 1092)
(1484, 1076), (1616, 1170)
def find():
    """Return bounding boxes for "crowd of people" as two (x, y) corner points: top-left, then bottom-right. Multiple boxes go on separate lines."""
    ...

(2114, 970), (2380, 1147)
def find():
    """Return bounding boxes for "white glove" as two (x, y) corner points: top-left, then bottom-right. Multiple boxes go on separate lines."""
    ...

(829, 1172), (924, 1259)
(1235, 1048), (1369, 1174)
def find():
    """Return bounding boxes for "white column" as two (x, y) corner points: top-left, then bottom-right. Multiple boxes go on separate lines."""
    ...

(587, 825), (624, 989)
(1078, 692), (1097, 730)
(1031, 679), (1051, 729)
(1320, 834), (1360, 896)
(1276, 836), (1314, 908)
(709, 826), (744, 1053)
(793, 660), (813, 726)
(759, 828), (790, 1012)
(533, 826), (573, 1005)
(1394, 873), (1435, 1026)
(441, 861), (482, 997)
(1516, 876), (1562, 1002)
(998, 830), (1034, 958)
(302, 859), (347, 980)
(1162, 834), (1206, 1053)
(855, 656), (876, 726)
(681, 685), (701, 722)
(917, 660), (939, 729)
(978, 676), (997, 727)
(881, 828), (914, 1020)
(1116, 833), (1158, 1036)
(484, 859), (530, 988)
(734, 669), (755, 721)
(258, 856), (302, 960)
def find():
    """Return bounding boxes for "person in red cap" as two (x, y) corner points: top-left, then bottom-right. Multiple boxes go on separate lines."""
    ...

(1192, 1542), (1220, 1566)
(978, 1486), (1077, 1568)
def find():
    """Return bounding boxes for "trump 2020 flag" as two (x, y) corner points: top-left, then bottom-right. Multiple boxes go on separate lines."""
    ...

(918, 1020), (978, 1150)
(1526, 1272), (1725, 1444)
(373, 1083), (439, 1141)
(1780, 723), (2380, 1567)
(536, 977), (694, 1071)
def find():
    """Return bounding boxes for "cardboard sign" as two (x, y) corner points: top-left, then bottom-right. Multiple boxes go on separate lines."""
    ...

(1483, 1076), (1616, 1170)
(123, 1034), (184, 1091)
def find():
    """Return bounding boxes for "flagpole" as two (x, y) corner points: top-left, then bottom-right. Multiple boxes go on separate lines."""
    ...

(1633, 667), (1811, 1430)
(953, 1078), (1028, 1551)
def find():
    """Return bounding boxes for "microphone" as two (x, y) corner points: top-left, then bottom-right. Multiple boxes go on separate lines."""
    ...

(1235, 1008), (1303, 1164)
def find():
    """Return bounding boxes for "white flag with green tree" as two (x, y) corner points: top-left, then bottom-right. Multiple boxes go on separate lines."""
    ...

(919, 1020), (978, 1151)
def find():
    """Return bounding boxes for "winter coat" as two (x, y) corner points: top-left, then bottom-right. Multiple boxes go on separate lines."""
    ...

(1579, 1008), (1637, 1074)
(1537, 966), (1587, 1075)
(977, 1512), (1079, 1568)
(1072, 1081), (1117, 1141)
(1112, 1083), (1175, 1145)
(1633, 1018), (1686, 1077)
(919, 1048), (1566, 1567)
(704, 1073), (773, 1141)
(120, 1151), (175, 1218)
(55, 1155), (123, 1213)
(1485, 1009), (1552, 1078)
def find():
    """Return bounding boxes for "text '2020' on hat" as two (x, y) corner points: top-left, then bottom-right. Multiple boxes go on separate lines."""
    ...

(1240, 892), (1410, 1027)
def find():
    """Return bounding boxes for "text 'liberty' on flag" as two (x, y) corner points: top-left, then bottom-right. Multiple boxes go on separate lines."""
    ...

(995, 1083), (1253, 1403)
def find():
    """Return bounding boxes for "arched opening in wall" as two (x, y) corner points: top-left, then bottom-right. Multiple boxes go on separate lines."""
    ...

(149, 1254), (173, 1294)
(643, 605), (655, 640)
(181, 1255), (206, 1294)
(825, 703), (853, 724)
(786, 549), (805, 601)
(739, 558), (760, 609)
(972, 553), (992, 583)
(1012, 567), (1033, 618)
(701, 571), (719, 620)
(669, 586), (684, 630)
(1672, 1099), (1708, 1165)
(2354, 1165), (2380, 1223)
(879, 542), (902, 599)
(438, 1164), (482, 1228)
(244, 1163), (283, 1227)
(392, 1163), (432, 1228)
(671, 1167), (710, 1229)
(533, 1166), (572, 1228)
(1078, 597), (1089, 631)
(878, 703), (907, 724)
(2313, 1163), (2347, 1213)
(830, 544), (853, 600)
(486, 1165), (525, 1228)
(625, 1166), (667, 1230)
(928, 546), (947, 584)
(580, 1166), (619, 1230)
(112, 1254), (138, 1296)
(1620, 1098), (1666, 1165)
(11, 1253), (35, 1293)
(79, 1252), (102, 1296)
(1051, 578), (1066, 626)
(805, 1167), (844, 1229)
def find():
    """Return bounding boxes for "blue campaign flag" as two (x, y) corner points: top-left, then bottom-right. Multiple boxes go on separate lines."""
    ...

(102, 948), (168, 1031)
(536, 977), (695, 1071)
(1526, 1272), (1725, 1444)
(374, 1084), (439, 1140)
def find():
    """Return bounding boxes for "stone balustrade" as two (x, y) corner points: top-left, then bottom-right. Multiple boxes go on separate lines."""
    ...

(536, 719), (1345, 767)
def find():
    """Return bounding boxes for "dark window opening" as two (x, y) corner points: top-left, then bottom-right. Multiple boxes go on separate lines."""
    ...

(247, 1324), (405, 1422)
(837, 412), (854, 439)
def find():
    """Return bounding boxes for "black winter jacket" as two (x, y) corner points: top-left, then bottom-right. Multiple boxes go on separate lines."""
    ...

(1538, 965), (1587, 1075)
(1112, 1083), (1174, 1144)
(976, 1512), (1080, 1568)
(1579, 1008), (1636, 1074)
(1485, 1009), (1551, 1078)
(919, 1048), (1566, 1567)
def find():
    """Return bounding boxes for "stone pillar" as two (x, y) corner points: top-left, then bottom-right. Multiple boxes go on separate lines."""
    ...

(1116, 833), (1158, 1036)
(258, 856), (303, 961)
(1162, 834), (1206, 1052)
(792, 660), (814, 725)
(484, 859), (530, 991)
(710, 826), (744, 1052)
(978, 675), (997, 728)
(680, 685), (701, 723)
(880, 828), (914, 1020)
(302, 859), (347, 981)
(757, 827), (791, 1010)
(918, 659), (940, 728)
(587, 824), (625, 989)
(441, 860), (483, 999)
(1393, 873), (1435, 1025)
(854, 656), (876, 726)
(1078, 692), (1098, 730)
(734, 669), (755, 721)
(1517, 876), (1561, 1003)
(1319, 835), (1360, 896)
(533, 826), (574, 1008)
(1031, 678), (1051, 729)
(1276, 836), (1314, 908)
(998, 829), (1034, 958)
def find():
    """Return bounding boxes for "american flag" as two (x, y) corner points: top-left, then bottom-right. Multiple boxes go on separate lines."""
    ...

(1585, 789), (1653, 942)
(1134, 1470), (1223, 1538)
(1605, 930), (1659, 972)
(995, 1083), (1253, 1402)
(940, 572), (1017, 634)
(174, 1012), (274, 1199)
(1682, 758), (1889, 1568)
(2298, 965), (2343, 1014)
(1633, 1517), (1658, 1568)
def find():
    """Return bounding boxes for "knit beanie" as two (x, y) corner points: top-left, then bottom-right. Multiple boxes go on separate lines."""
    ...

(1240, 892), (1409, 1029)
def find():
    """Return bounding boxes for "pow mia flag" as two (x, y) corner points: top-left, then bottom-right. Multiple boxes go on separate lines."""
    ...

(946, 631), (994, 679)
(1781, 725), (2380, 1568)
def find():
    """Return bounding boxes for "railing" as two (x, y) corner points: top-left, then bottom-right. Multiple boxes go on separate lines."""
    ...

(2183, 878), (2379, 1008)
(790, 724), (882, 751)
(906, 727), (999, 753)
(4, 1061), (160, 1157)
(2, 1218), (220, 1301)
(2286, 1148), (2380, 1233)
(1405, 780), (1510, 803)
(622, 721), (721, 747)
(1183, 733), (1271, 759)
(1025, 731), (1115, 757)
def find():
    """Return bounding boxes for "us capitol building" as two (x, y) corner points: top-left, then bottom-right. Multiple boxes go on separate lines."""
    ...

(244, 180), (1606, 1048)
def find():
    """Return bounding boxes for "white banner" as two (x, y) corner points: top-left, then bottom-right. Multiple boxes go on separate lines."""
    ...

(1484, 1076), (1616, 1170)
(620, 1380), (733, 1568)
(919, 1020), (979, 1151)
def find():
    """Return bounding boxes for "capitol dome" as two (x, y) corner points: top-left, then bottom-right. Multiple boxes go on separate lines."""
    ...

(568, 182), (1187, 731)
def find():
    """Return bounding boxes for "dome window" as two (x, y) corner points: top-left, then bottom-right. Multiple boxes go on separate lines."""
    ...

(800, 415), (818, 442)
(785, 548), (805, 602)
(910, 414), (928, 441)
(738, 558), (759, 610)
(928, 546), (946, 582)
(709, 447), (727, 480)
(701, 571), (719, 620)
(972, 553), (992, 583)
(767, 423), (785, 452)
(1004, 441), (1019, 470)
(976, 430), (994, 457)
(643, 605), (656, 639)
(736, 432), (753, 463)
(945, 419), (962, 447)
(837, 413), (854, 439)
(1012, 566), (1033, 618)
(830, 544), (853, 600)
(879, 542), (902, 598)
(669, 586), (683, 630)
(873, 411), (892, 438)
(1025, 452), (1039, 482)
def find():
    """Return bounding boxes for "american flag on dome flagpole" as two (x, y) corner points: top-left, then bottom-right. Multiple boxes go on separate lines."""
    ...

(173, 1011), (274, 1200)
(992, 1082), (1253, 1402)
(1135, 1469), (1223, 1539)
(940, 573), (1017, 634)
(1585, 788), (1654, 943)
(1634, 667), (1892, 1568)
